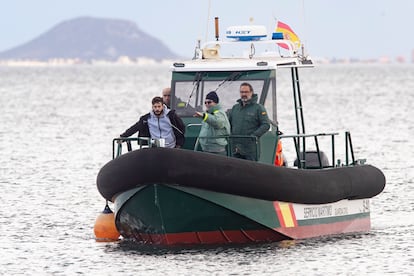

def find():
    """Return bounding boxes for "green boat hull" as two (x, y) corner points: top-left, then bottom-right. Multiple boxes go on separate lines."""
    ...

(114, 184), (371, 245)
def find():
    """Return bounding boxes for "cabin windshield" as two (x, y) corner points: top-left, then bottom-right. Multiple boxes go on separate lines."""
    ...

(171, 70), (275, 123)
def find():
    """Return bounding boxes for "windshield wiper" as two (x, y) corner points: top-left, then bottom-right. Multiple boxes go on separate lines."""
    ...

(186, 72), (205, 107)
(214, 71), (242, 92)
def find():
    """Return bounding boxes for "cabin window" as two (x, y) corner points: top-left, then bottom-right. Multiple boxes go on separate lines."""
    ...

(173, 80), (271, 117)
(172, 72), (269, 117)
(263, 78), (277, 128)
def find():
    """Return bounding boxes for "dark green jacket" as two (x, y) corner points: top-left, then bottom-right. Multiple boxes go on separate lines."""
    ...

(228, 94), (270, 159)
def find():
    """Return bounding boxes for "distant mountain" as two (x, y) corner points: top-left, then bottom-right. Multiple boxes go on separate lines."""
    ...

(0, 17), (178, 61)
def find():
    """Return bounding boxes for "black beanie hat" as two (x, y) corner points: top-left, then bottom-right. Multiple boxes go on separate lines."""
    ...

(206, 91), (219, 103)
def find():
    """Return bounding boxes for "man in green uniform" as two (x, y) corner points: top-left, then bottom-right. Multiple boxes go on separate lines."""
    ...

(228, 82), (270, 161)
(195, 91), (231, 155)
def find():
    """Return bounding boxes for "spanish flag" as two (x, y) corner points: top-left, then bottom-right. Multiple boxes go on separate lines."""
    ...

(275, 21), (300, 50)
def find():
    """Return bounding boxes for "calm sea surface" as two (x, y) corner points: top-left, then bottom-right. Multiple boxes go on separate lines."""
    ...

(0, 64), (413, 275)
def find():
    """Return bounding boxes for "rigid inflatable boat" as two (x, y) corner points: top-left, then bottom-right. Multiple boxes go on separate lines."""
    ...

(96, 21), (385, 245)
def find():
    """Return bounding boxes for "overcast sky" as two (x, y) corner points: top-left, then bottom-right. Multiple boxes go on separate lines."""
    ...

(1, 0), (412, 60)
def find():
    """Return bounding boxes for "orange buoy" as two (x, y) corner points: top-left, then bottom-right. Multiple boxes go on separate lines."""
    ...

(94, 203), (120, 242)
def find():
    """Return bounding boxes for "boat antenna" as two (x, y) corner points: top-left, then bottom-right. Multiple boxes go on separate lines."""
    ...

(205, 0), (211, 42)
(300, 0), (307, 58)
(214, 17), (220, 41)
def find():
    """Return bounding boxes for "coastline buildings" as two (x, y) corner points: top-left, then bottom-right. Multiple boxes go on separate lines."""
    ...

(1, 53), (413, 66)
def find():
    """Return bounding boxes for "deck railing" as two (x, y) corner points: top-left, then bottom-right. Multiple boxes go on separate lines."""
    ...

(279, 131), (359, 169)
(193, 135), (259, 158)
(112, 137), (154, 159)
(279, 132), (338, 169)
(113, 131), (359, 169)
(112, 135), (259, 160)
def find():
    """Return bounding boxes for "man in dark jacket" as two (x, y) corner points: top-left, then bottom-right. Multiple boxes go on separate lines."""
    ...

(120, 96), (185, 148)
(228, 82), (270, 161)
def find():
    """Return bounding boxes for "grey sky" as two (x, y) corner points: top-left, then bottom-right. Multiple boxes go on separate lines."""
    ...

(0, 0), (412, 60)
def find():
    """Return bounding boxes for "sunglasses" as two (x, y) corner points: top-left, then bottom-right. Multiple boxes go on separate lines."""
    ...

(204, 100), (213, 104)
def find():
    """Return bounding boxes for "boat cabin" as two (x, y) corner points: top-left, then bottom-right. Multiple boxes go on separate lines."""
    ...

(114, 26), (358, 169)
(168, 37), (319, 165)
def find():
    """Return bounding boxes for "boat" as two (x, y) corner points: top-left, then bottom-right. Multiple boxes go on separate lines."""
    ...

(96, 21), (385, 245)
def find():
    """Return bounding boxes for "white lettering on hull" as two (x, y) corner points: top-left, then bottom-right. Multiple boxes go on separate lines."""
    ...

(303, 206), (332, 219)
(293, 199), (370, 221)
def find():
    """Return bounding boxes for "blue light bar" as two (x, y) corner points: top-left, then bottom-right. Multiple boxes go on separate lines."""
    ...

(272, 32), (284, 40)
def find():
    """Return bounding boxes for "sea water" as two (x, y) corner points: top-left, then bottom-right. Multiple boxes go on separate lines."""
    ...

(0, 64), (413, 275)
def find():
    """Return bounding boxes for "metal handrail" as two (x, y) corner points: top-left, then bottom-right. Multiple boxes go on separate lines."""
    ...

(112, 131), (358, 168)
(345, 131), (355, 165)
(112, 137), (153, 159)
(112, 134), (260, 160)
(279, 132), (339, 169)
(186, 123), (202, 129)
(194, 134), (259, 158)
